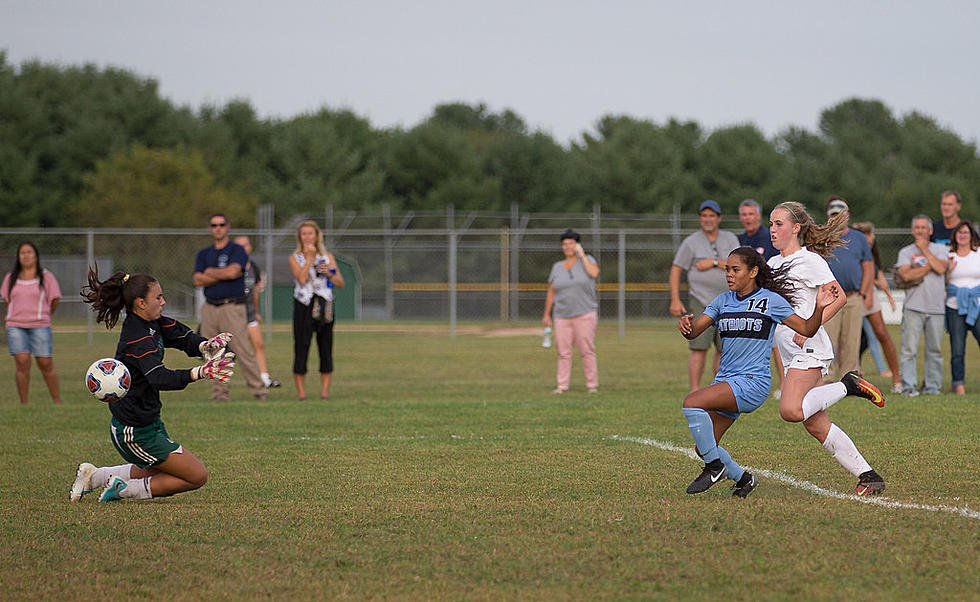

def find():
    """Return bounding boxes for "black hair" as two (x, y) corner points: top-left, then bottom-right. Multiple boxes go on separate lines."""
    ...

(80, 265), (158, 329)
(560, 229), (580, 242)
(728, 247), (801, 307)
(6, 241), (45, 301)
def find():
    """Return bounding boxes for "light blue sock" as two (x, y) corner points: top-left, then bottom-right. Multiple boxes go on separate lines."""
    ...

(716, 445), (744, 482)
(682, 407), (719, 463)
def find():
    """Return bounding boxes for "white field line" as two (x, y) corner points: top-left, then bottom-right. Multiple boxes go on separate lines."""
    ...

(610, 434), (980, 521)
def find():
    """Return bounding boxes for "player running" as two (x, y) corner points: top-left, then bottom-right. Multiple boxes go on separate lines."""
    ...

(768, 202), (887, 496)
(70, 268), (235, 502)
(678, 246), (839, 497)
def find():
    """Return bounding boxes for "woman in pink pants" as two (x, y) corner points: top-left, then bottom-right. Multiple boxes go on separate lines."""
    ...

(542, 230), (600, 393)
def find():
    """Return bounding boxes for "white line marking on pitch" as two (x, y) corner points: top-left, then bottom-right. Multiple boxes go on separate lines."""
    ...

(610, 435), (980, 521)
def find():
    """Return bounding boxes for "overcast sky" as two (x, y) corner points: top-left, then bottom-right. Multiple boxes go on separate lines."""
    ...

(3, 1), (978, 145)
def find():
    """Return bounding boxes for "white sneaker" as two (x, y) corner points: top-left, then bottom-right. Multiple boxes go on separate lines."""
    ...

(771, 388), (781, 400)
(891, 382), (903, 394)
(70, 462), (98, 502)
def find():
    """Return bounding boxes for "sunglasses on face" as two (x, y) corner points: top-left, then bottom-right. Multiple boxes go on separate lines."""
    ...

(209, 222), (227, 228)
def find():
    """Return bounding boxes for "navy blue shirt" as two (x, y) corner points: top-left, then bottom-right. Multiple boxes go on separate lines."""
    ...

(195, 242), (248, 300)
(825, 228), (872, 292)
(739, 226), (778, 260)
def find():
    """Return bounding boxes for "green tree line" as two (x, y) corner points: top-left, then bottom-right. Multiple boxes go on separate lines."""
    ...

(2, 52), (979, 228)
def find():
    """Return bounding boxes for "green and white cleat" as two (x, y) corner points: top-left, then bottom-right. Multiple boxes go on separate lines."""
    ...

(98, 476), (128, 502)
(70, 462), (98, 502)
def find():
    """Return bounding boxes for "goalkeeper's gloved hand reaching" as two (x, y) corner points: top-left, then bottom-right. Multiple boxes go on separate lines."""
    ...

(191, 350), (236, 382)
(199, 332), (232, 362)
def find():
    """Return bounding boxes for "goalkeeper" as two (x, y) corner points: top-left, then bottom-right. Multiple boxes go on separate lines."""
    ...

(70, 268), (235, 502)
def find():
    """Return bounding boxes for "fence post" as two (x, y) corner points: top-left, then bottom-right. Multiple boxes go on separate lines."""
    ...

(448, 204), (456, 338)
(500, 227), (509, 320)
(618, 229), (625, 338)
(258, 204), (274, 341)
(87, 229), (94, 345)
(509, 203), (519, 321)
(383, 204), (394, 320)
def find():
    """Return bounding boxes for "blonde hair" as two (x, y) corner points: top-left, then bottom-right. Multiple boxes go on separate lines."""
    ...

(773, 201), (847, 258)
(294, 220), (326, 256)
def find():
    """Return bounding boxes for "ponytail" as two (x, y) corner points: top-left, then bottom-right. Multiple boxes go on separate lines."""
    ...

(80, 265), (157, 329)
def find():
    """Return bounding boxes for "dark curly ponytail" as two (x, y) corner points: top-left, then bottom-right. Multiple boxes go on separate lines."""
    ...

(80, 265), (157, 329)
(729, 247), (801, 307)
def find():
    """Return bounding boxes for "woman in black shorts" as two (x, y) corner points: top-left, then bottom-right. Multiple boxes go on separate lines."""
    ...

(70, 268), (236, 502)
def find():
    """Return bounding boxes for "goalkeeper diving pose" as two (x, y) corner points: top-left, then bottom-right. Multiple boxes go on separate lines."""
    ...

(677, 247), (839, 497)
(71, 268), (236, 502)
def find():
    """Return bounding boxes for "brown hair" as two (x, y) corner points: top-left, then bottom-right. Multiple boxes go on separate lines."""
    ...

(949, 220), (980, 254)
(772, 201), (847, 258)
(80, 265), (158, 329)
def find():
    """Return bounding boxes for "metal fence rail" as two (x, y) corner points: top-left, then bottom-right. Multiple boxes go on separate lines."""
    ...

(0, 207), (918, 339)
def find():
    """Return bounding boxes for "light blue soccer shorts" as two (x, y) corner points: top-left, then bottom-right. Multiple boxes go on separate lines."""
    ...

(714, 373), (771, 420)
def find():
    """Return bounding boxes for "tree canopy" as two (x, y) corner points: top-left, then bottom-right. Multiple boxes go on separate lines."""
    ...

(2, 53), (978, 227)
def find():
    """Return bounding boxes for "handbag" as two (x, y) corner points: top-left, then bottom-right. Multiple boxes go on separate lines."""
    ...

(310, 295), (334, 325)
(892, 267), (923, 290)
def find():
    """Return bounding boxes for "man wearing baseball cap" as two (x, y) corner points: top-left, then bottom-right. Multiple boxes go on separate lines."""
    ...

(669, 200), (740, 392)
(822, 196), (874, 380)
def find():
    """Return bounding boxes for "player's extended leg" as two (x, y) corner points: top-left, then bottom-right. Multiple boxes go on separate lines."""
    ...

(127, 449), (208, 498)
(682, 382), (736, 494)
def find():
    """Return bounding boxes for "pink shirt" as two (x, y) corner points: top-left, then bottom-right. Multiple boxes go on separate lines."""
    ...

(1, 270), (62, 328)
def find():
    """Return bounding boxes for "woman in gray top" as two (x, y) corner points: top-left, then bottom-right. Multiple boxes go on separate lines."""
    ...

(542, 230), (600, 393)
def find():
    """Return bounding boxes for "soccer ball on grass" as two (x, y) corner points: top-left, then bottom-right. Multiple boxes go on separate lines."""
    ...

(85, 358), (131, 402)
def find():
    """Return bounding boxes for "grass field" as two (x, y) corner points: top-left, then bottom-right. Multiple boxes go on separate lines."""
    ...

(1, 321), (978, 600)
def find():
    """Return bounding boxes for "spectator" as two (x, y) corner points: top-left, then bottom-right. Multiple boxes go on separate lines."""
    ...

(821, 197), (873, 379)
(944, 220), (980, 395)
(542, 229), (600, 394)
(737, 199), (778, 260)
(289, 220), (344, 400)
(193, 214), (267, 401)
(234, 236), (281, 389)
(1, 241), (62, 404)
(851, 222), (902, 393)
(932, 190), (967, 246)
(669, 200), (740, 392)
(895, 215), (948, 396)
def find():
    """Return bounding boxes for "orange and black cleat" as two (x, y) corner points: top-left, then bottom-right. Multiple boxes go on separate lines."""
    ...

(855, 469), (886, 496)
(841, 370), (884, 407)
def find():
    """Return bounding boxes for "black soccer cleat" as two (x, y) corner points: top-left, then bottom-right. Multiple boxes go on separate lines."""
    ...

(686, 459), (728, 494)
(855, 469), (886, 496)
(731, 472), (758, 498)
(841, 371), (884, 407)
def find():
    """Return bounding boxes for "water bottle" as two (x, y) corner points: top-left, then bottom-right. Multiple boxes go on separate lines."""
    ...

(542, 326), (552, 348)
(327, 267), (336, 288)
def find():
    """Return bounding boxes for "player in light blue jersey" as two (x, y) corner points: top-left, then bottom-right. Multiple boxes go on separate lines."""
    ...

(677, 247), (839, 497)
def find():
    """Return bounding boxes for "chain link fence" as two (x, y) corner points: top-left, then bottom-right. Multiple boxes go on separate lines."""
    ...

(0, 206), (921, 338)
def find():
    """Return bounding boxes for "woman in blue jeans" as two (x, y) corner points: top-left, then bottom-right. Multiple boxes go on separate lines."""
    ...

(945, 220), (980, 395)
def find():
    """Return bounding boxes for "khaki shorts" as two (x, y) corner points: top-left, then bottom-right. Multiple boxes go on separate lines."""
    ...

(688, 296), (722, 352)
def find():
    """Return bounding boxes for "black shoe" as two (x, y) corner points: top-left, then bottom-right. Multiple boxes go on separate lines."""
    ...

(731, 472), (758, 498)
(855, 470), (885, 496)
(265, 378), (282, 389)
(686, 460), (728, 494)
(840, 371), (884, 407)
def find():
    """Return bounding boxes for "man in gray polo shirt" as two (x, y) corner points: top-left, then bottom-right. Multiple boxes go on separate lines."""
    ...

(895, 215), (948, 396)
(669, 200), (741, 392)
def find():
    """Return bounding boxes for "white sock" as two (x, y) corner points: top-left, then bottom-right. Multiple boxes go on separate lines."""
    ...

(120, 476), (153, 500)
(93, 464), (132, 488)
(261, 372), (271, 386)
(822, 423), (873, 477)
(802, 382), (847, 421)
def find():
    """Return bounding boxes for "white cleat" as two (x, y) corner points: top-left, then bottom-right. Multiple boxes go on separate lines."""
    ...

(70, 462), (98, 502)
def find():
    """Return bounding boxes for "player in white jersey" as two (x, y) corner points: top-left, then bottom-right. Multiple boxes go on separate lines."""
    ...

(768, 201), (887, 496)
(678, 247), (839, 497)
